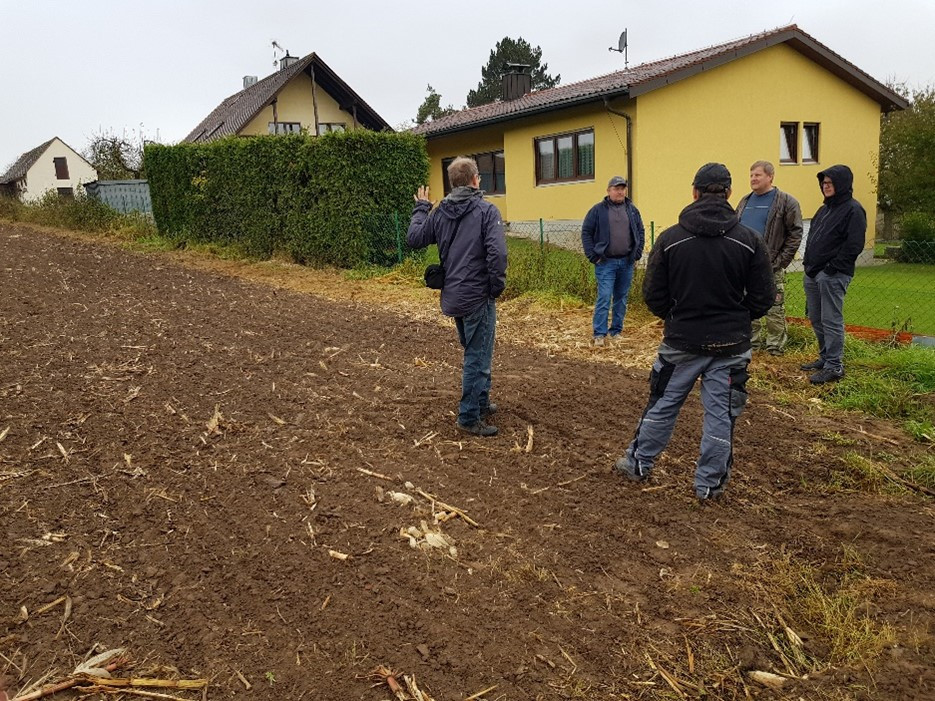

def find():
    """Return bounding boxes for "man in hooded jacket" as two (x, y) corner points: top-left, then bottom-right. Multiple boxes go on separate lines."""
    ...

(407, 157), (508, 437)
(800, 165), (866, 384)
(614, 163), (774, 502)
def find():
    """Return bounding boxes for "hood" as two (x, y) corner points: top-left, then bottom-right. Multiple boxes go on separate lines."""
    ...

(438, 186), (483, 219)
(677, 195), (739, 237)
(817, 165), (854, 205)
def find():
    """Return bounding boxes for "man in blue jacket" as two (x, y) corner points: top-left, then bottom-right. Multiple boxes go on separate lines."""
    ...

(407, 157), (508, 437)
(800, 165), (866, 384)
(581, 176), (645, 346)
(614, 163), (774, 503)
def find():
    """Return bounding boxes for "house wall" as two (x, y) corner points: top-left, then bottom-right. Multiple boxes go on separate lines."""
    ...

(21, 138), (98, 203)
(425, 98), (637, 224)
(424, 43), (884, 253)
(634, 43), (882, 244)
(241, 73), (362, 136)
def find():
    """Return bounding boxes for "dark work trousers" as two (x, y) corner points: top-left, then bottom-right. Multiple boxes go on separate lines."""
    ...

(625, 343), (751, 499)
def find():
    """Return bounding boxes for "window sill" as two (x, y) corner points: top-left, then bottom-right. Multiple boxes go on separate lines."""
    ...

(536, 179), (595, 188)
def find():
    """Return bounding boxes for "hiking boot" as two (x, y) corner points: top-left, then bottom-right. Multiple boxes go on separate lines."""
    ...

(767, 348), (784, 357)
(612, 456), (649, 483)
(799, 358), (824, 371)
(481, 403), (498, 418)
(457, 420), (498, 437)
(810, 367), (844, 385)
(593, 336), (606, 347)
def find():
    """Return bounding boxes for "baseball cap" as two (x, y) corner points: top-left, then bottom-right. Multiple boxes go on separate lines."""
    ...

(607, 176), (628, 188)
(692, 163), (731, 189)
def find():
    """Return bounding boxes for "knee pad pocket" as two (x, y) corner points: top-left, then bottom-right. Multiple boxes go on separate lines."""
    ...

(649, 359), (676, 400)
(729, 366), (749, 419)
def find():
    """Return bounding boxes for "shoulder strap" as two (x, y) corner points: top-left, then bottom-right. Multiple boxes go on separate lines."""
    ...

(437, 206), (473, 268)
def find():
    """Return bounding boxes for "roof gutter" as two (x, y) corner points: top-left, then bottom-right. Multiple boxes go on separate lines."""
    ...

(603, 97), (633, 198)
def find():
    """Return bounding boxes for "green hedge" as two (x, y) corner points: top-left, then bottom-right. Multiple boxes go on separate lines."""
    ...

(143, 131), (428, 266)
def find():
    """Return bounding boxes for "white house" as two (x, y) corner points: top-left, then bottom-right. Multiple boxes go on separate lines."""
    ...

(0, 137), (98, 202)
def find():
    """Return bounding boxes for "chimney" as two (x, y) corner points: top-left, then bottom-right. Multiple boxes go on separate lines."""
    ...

(243, 75), (258, 89)
(501, 63), (532, 101)
(279, 52), (299, 71)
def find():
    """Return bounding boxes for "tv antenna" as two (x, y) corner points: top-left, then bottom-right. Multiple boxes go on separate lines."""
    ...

(609, 30), (628, 68)
(271, 40), (286, 66)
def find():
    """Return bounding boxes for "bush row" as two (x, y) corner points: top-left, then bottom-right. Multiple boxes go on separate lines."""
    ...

(0, 190), (157, 238)
(143, 131), (429, 267)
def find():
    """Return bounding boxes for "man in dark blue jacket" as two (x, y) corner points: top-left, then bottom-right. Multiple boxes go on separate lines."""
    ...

(614, 163), (774, 503)
(407, 157), (508, 437)
(581, 176), (645, 345)
(800, 165), (866, 384)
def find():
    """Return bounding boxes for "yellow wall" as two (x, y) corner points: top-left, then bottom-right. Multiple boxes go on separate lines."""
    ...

(425, 43), (884, 246)
(241, 73), (360, 136)
(425, 100), (636, 223)
(635, 43), (882, 239)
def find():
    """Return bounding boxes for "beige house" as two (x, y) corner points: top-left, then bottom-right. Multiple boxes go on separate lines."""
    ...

(184, 52), (390, 143)
(0, 137), (98, 202)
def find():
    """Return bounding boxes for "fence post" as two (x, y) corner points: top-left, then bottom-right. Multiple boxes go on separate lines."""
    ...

(650, 221), (655, 246)
(539, 218), (545, 250)
(394, 211), (402, 263)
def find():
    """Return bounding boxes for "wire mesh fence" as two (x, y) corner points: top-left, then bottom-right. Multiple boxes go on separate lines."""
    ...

(785, 239), (935, 339)
(378, 211), (935, 341)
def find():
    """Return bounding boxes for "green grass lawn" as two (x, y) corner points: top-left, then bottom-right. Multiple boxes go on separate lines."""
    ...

(786, 262), (935, 336)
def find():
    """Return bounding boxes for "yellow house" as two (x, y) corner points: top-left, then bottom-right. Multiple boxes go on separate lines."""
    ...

(413, 25), (906, 258)
(184, 52), (390, 143)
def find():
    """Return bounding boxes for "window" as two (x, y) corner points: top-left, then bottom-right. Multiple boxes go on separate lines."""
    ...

(780, 123), (798, 163)
(53, 157), (69, 180)
(57, 187), (74, 198)
(535, 129), (594, 184)
(803, 123), (820, 163)
(441, 151), (506, 195)
(268, 122), (302, 134)
(317, 123), (346, 135)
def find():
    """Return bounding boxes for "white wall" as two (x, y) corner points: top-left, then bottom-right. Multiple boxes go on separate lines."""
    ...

(22, 138), (97, 202)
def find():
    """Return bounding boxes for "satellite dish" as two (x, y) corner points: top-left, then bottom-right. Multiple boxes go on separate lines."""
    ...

(608, 29), (628, 68)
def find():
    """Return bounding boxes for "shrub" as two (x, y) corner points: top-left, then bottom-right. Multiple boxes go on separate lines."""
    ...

(143, 131), (429, 268)
(897, 211), (935, 263)
(1, 189), (157, 239)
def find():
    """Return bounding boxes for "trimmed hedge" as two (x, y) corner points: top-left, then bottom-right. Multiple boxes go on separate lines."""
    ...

(143, 131), (429, 266)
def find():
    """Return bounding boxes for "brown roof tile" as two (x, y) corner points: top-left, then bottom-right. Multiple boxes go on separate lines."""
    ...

(1, 138), (56, 184)
(413, 25), (907, 137)
(184, 53), (391, 143)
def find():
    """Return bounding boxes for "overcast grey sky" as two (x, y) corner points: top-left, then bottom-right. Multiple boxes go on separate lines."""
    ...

(2, 0), (933, 169)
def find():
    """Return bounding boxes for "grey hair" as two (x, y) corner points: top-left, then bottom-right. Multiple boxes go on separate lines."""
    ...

(750, 160), (775, 177)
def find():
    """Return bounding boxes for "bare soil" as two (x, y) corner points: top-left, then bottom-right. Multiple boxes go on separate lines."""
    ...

(1, 222), (933, 700)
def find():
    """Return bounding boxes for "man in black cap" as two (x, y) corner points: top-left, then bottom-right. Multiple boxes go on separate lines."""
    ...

(581, 175), (645, 346)
(613, 163), (774, 503)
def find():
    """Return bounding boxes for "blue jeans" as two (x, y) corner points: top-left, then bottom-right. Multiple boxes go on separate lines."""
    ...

(803, 270), (851, 372)
(626, 344), (751, 498)
(455, 298), (496, 426)
(593, 257), (635, 337)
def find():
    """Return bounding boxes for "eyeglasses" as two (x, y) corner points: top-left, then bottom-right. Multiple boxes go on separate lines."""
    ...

(821, 180), (833, 186)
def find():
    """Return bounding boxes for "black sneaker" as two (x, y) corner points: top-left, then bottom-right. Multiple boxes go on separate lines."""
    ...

(480, 403), (498, 418)
(810, 367), (844, 385)
(799, 359), (824, 371)
(612, 456), (648, 482)
(457, 420), (498, 437)
(696, 486), (725, 504)
(767, 348), (784, 357)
